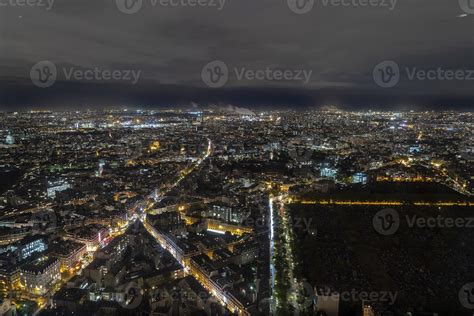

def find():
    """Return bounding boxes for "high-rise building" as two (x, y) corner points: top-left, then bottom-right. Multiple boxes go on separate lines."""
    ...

(95, 159), (106, 177)
(5, 131), (14, 145)
(352, 172), (368, 185)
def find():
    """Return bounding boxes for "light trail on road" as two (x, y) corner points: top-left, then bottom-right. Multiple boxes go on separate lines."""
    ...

(269, 196), (276, 314)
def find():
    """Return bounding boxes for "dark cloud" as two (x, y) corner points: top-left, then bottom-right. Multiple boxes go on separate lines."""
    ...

(1, 0), (473, 110)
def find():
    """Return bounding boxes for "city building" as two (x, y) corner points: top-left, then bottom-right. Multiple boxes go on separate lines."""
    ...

(47, 179), (71, 199)
(352, 172), (368, 185)
(65, 224), (109, 251)
(49, 239), (87, 271)
(15, 235), (47, 260)
(5, 131), (14, 146)
(20, 256), (61, 295)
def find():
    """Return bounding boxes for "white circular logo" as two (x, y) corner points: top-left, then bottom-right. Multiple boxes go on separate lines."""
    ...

(30, 61), (57, 88)
(459, 282), (474, 309)
(373, 60), (400, 88)
(116, 0), (143, 14)
(373, 208), (399, 235)
(459, 0), (474, 14)
(287, 0), (314, 14)
(201, 60), (228, 88)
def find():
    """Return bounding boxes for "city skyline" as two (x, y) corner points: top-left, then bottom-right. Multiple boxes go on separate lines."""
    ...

(0, 109), (472, 315)
(0, 0), (473, 315)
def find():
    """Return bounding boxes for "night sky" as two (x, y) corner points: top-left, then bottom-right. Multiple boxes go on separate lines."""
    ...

(1, 0), (473, 110)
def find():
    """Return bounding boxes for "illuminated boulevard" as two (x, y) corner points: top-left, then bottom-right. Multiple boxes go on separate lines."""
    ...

(139, 138), (251, 315)
(270, 193), (307, 315)
(138, 139), (253, 316)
